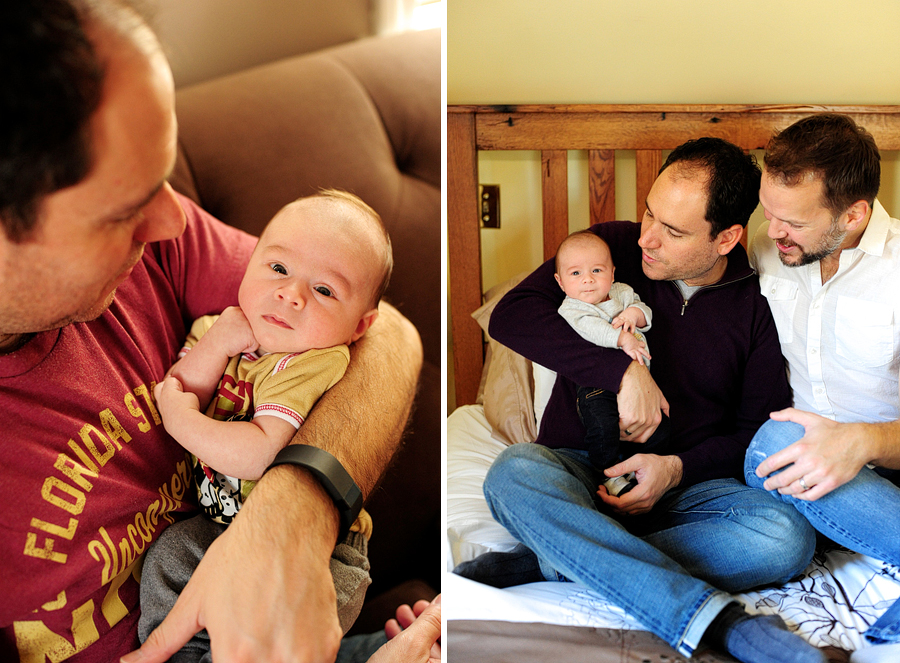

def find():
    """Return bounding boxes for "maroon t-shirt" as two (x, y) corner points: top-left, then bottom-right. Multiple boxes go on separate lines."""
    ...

(0, 195), (256, 662)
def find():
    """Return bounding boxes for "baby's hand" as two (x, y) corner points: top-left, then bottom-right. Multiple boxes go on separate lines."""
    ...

(209, 306), (260, 357)
(154, 375), (201, 423)
(612, 306), (645, 334)
(611, 314), (635, 334)
(618, 331), (651, 366)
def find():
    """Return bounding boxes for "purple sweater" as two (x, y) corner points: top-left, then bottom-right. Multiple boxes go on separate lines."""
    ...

(490, 221), (791, 487)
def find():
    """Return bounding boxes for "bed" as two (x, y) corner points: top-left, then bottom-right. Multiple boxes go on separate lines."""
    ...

(446, 105), (900, 662)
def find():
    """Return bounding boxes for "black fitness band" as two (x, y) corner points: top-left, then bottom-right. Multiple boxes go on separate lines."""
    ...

(264, 445), (363, 542)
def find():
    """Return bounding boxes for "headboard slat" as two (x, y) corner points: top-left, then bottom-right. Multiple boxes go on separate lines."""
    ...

(589, 150), (616, 225)
(541, 150), (569, 262)
(636, 149), (663, 221)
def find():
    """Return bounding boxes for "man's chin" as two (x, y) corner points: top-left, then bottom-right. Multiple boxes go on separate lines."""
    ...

(640, 259), (665, 281)
(71, 289), (119, 325)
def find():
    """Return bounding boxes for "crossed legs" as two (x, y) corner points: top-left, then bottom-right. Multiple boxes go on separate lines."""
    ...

(474, 443), (816, 657)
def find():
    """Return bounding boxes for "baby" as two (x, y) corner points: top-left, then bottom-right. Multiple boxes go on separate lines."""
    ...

(139, 190), (393, 660)
(554, 229), (670, 497)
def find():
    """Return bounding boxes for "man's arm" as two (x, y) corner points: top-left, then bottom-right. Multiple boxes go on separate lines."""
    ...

(124, 302), (422, 663)
(288, 302), (422, 495)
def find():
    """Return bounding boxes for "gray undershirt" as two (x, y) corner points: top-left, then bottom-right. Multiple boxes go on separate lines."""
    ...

(675, 280), (701, 300)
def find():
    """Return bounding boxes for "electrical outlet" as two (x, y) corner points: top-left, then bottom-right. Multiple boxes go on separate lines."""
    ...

(480, 184), (500, 228)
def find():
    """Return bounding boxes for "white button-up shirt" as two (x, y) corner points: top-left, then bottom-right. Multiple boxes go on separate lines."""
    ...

(750, 200), (900, 424)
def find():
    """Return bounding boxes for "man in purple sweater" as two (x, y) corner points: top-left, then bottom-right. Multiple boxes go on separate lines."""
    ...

(454, 138), (825, 663)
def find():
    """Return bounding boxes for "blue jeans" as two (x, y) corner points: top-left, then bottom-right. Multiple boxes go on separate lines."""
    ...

(745, 419), (900, 644)
(483, 443), (816, 656)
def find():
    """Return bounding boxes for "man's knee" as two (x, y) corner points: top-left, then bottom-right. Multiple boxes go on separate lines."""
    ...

(758, 502), (816, 583)
(483, 443), (552, 506)
(744, 419), (805, 487)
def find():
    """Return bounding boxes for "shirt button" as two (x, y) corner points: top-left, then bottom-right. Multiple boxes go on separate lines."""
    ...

(810, 348), (817, 354)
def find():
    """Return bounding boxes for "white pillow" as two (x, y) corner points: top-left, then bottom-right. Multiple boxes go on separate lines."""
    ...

(532, 363), (557, 433)
(446, 405), (521, 568)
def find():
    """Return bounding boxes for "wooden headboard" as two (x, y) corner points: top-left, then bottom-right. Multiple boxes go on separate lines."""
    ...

(448, 104), (900, 407)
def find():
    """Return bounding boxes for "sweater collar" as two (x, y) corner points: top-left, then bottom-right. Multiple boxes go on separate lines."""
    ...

(716, 240), (755, 285)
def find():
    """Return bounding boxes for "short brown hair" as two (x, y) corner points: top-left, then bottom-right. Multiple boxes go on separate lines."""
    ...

(764, 113), (880, 216)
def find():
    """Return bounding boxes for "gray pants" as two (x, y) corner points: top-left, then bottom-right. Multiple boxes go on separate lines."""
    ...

(139, 514), (372, 663)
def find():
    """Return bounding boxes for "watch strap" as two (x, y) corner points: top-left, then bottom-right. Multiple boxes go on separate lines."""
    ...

(264, 445), (363, 542)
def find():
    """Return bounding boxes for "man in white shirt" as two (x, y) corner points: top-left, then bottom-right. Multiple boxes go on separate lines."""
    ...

(745, 113), (900, 663)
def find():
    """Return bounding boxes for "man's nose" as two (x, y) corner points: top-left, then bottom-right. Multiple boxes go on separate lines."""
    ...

(134, 182), (186, 244)
(638, 224), (658, 248)
(767, 217), (788, 239)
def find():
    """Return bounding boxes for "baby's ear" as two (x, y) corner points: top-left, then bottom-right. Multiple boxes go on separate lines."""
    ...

(350, 308), (380, 343)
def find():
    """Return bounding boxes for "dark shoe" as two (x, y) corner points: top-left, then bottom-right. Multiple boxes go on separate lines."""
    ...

(452, 543), (544, 588)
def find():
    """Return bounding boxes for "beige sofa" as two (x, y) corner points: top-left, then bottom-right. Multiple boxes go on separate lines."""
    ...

(168, 27), (441, 632)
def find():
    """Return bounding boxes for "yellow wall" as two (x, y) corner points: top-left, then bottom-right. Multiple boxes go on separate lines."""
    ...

(449, 0), (900, 106)
(447, 0), (900, 408)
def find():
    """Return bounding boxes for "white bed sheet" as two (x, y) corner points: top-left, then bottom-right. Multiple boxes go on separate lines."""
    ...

(446, 404), (900, 652)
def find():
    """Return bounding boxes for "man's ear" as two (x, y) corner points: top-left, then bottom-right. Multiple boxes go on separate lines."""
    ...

(844, 200), (871, 233)
(350, 308), (379, 343)
(715, 224), (745, 256)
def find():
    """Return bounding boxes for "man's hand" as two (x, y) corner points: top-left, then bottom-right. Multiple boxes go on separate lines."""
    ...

(755, 408), (873, 501)
(617, 362), (669, 443)
(121, 467), (343, 663)
(371, 596), (441, 663)
(597, 454), (682, 515)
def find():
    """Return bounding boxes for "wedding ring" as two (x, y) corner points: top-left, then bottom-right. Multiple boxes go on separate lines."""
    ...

(624, 429), (631, 435)
(798, 477), (809, 491)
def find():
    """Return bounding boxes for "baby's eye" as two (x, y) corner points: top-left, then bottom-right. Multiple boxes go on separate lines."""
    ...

(315, 286), (333, 297)
(571, 270), (580, 276)
(271, 263), (288, 275)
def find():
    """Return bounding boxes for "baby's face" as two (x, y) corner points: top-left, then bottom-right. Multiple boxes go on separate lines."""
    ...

(555, 239), (615, 305)
(238, 202), (380, 354)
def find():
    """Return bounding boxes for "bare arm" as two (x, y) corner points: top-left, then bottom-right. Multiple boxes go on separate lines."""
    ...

(154, 373), (294, 478)
(127, 302), (422, 663)
(287, 301), (422, 496)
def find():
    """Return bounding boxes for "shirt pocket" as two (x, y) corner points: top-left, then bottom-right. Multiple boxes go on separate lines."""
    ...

(759, 274), (798, 344)
(835, 297), (894, 368)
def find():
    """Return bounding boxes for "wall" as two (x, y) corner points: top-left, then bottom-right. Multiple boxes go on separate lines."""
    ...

(139, 0), (372, 88)
(447, 0), (900, 409)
